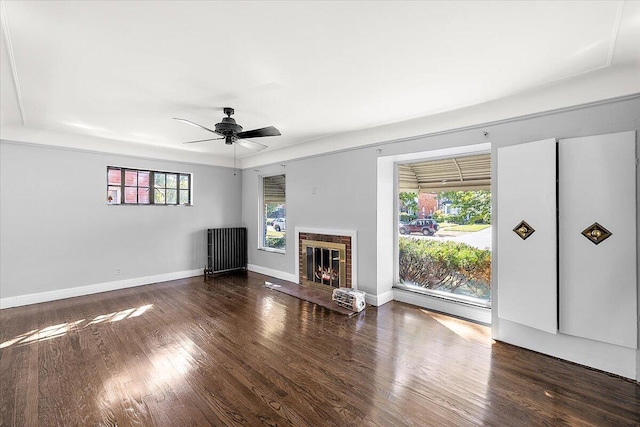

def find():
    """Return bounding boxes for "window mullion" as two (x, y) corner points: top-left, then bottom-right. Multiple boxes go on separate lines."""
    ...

(150, 172), (155, 204)
(120, 169), (125, 204)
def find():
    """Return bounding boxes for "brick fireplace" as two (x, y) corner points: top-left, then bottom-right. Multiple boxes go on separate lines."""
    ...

(296, 228), (357, 291)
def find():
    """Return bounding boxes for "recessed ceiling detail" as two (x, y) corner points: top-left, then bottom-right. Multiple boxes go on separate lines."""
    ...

(1, 1), (639, 167)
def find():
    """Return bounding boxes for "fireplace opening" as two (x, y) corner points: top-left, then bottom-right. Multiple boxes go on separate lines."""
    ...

(301, 240), (346, 289)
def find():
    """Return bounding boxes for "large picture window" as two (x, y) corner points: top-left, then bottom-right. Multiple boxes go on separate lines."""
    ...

(107, 167), (191, 205)
(396, 154), (492, 312)
(261, 174), (286, 251)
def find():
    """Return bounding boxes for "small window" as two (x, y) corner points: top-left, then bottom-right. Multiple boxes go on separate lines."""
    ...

(261, 174), (286, 251)
(107, 167), (191, 205)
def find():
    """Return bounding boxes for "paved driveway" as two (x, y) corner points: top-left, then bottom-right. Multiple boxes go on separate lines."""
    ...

(409, 226), (492, 250)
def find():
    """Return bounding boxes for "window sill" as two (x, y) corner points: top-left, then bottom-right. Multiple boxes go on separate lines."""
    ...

(258, 247), (286, 254)
(393, 285), (492, 325)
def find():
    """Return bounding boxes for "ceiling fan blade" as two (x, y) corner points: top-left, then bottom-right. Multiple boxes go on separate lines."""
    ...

(173, 117), (218, 134)
(237, 126), (281, 139)
(182, 137), (224, 144)
(236, 139), (268, 151)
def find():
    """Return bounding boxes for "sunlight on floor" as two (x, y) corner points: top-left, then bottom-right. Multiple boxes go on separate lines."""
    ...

(260, 295), (287, 338)
(422, 309), (493, 345)
(0, 304), (153, 349)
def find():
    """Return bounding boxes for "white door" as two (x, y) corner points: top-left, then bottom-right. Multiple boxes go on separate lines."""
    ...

(497, 139), (558, 334)
(558, 131), (637, 349)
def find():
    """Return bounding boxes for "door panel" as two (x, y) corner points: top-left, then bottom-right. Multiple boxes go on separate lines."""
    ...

(558, 131), (637, 349)
(497, 139), (557, 334)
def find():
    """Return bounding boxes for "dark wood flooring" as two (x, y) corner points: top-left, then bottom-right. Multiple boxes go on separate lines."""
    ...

(264, 280), (357, 316)
(1, 272), (638, 426)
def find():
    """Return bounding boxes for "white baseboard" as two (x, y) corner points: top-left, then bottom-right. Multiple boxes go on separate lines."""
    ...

(247, 264), (298, 283)
(496, 318), (637, 380)
(0, 268), (203, 309)
(393, 288), (492, 324)
(366, 290), (394, 307)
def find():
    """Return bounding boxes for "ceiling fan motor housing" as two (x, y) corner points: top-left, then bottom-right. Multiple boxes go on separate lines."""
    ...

(215, 117), (243, 143)
(215, 108), (243, 143)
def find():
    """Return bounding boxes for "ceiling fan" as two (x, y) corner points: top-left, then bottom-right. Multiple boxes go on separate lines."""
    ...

(174, 107), (280, 151)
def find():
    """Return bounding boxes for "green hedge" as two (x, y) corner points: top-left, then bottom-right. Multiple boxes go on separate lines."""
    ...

(398, 237), (491, 298)
(265, 236), (286, 249)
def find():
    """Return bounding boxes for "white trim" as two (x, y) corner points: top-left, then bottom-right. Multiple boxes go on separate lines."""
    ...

(257, 247), (285, 255)
(0, 268), (203, 309)
(607, 1), (624, 67)
(393, 289), (492, 324)
(0, 136), (237, 169)
(497, 319), (637, 380)
(247, 264), (297, 283)
(376, 142), (492, 307)
(367, 290), (394, 307)
(258, 172), (287, 252)
(0, 2), (26, 125)
(386, 142), (492, 167)
(294, 227), (358, 289)
(241, 94), (640, 170)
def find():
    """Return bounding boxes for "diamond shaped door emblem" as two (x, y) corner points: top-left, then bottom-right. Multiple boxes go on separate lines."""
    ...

(513, 220), (535, 241)
(581, 222), (612, 245)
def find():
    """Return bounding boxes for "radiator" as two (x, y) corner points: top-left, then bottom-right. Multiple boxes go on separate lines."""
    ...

(205, 227), (248, 277)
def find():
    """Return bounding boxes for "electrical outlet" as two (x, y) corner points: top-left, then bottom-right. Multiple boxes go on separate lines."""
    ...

(116, 268), (121, 275)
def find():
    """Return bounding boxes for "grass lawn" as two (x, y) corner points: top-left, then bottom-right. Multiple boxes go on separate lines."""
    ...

(438, 223), (491, 232)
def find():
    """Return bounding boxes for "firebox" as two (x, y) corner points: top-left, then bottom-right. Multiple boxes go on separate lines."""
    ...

(301, 240), (346, 289)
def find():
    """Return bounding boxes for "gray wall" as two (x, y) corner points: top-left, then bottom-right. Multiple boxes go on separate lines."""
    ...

(242, 151), (378, 293)
(243, 95), (639, 296)
(0, 141), (242, 300)
(242, 95), (640, 379)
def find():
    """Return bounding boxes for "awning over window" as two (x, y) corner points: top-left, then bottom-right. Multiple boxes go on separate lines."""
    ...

(399, 153), (491, 193)
(263, 174), (286, 203)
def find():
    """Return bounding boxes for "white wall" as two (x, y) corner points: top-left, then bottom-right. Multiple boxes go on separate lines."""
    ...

(243, 95), (640, 380)
(0, 141), (242, 307)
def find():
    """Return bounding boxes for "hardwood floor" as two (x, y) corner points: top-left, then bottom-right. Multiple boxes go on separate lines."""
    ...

(1, 272), (638, 426)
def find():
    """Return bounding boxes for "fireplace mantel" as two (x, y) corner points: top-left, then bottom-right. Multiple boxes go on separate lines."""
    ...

(295, 228), (358, 290)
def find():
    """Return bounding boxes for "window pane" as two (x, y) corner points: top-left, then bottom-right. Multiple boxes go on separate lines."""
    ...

(262, 174), (286, 250)
(108, 168), (121, 185)
(125, 170), (137, 186)
(398, 189), (492, 307)
(179, 189), (189, 204)
(154, 173), (165, 188)
(107, 167), (191, 206)
(138, 187), (150, 204)
(154, 188), (165, 204)
(138, 171), (150, 187)
(124, 187), (137, 203)
(166, 189), (177, 204)
(179, 174), (189, 189)
(107, 186), (121, 204)
(166, 174), (177, 189)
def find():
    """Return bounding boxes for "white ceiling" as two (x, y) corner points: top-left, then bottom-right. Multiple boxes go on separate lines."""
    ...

(1, 1), (639, 168)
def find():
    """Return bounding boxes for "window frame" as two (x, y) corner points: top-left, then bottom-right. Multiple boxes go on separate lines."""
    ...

(107, 166), (192, 206)
(258, 173), (286, 253)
